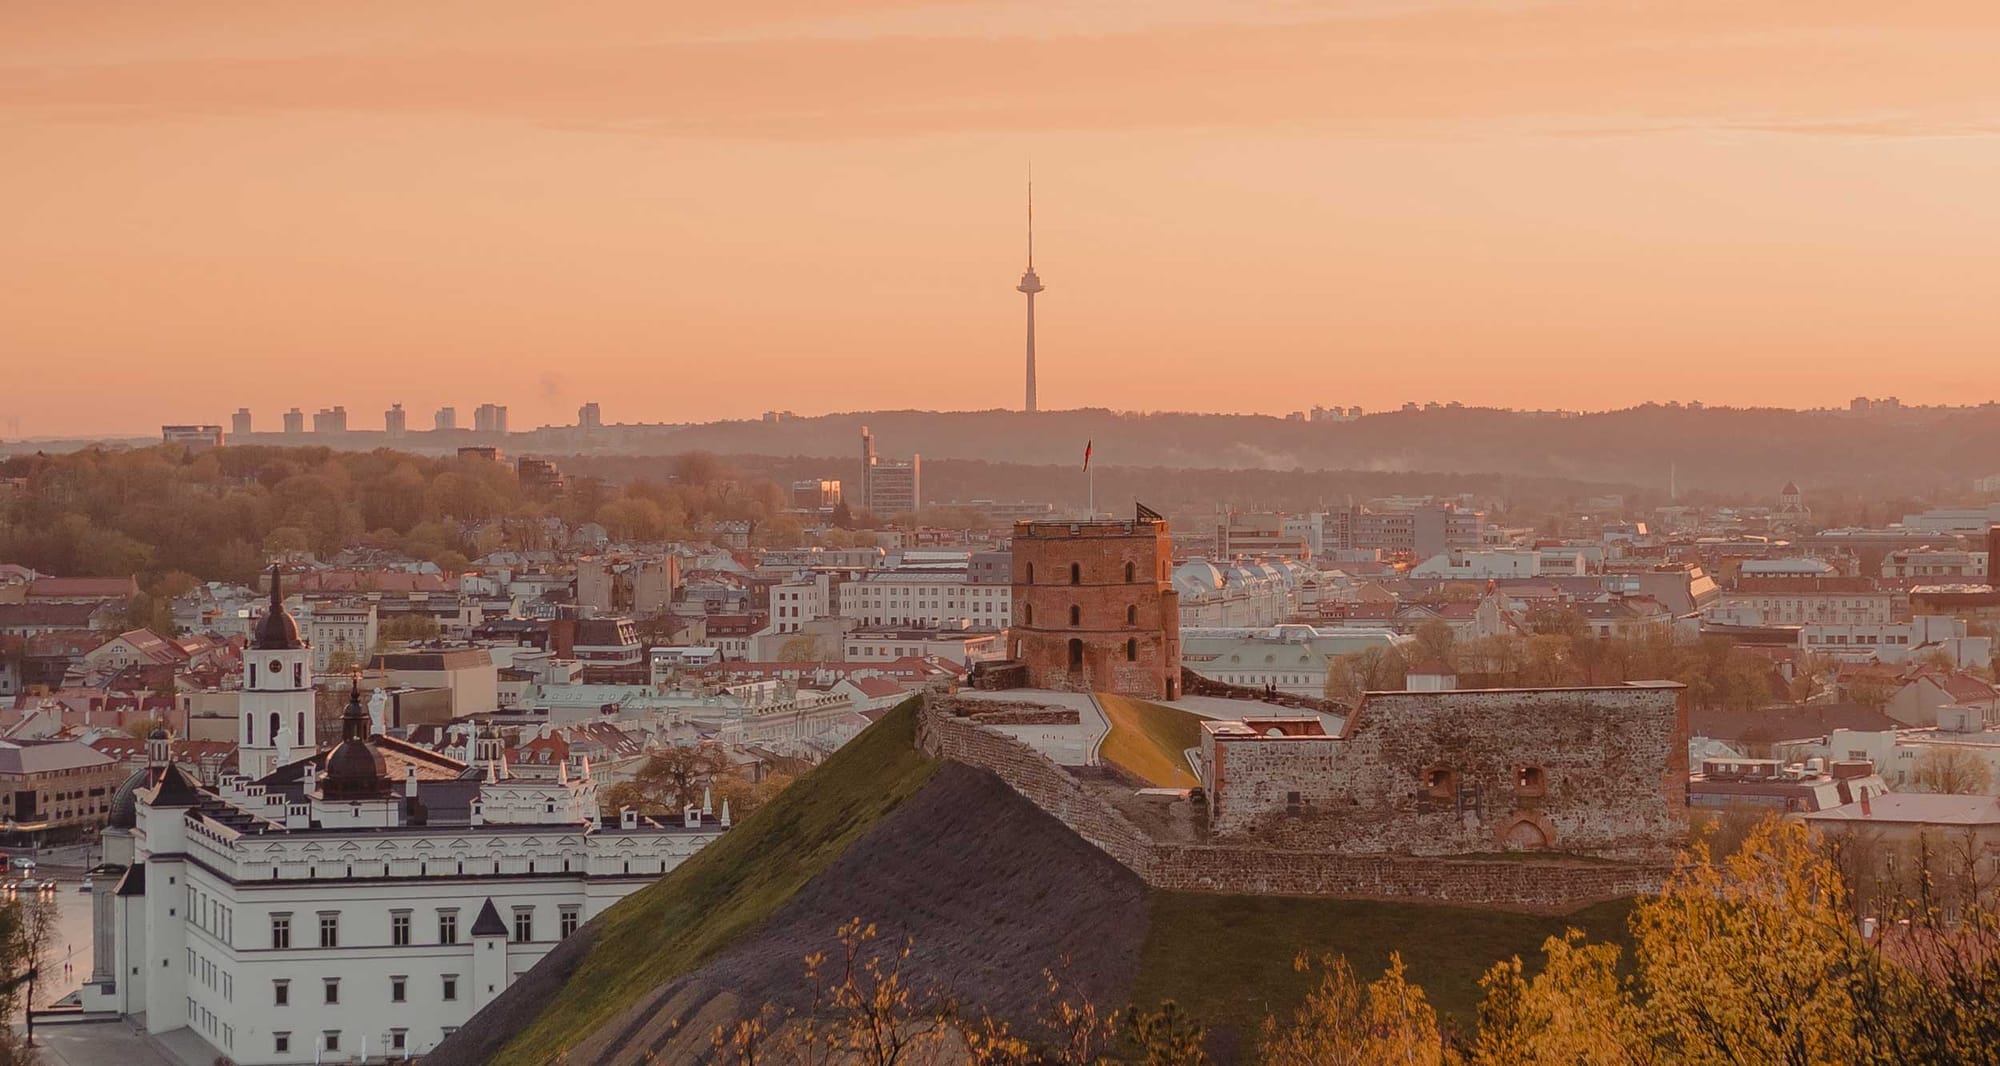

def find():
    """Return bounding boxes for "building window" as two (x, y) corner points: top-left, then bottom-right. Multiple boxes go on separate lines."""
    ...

(1126, 605), (1137, 625)
(273, 980), (289, 1006)
(1068, 638), (1084, 671)
(560, 907), (581, 939)
(513, 908), (534, 943)
(1516, 766), (1546, 797)
(323, 979), (339, 1005)
(392, 911), (412, 946)
(271, 914), (291, 950)
(1125, 561), (1136, 583)
(1425, 768), (1455, 800)
(1126, 638), (1138, 662)
(392, 1030), (408, 1052)
(439, 910), (459, 944)
(318, 913), (339, 948)
(1070, 563), (1081, 585)
(442, 975), (459, 1001)
(274, 1033), (290, 1055)
(1022, 603), (1033, 626)
(1025, 562), (1035, 584)
(1069, 604), (1081, 626)
(391, 976), (407, 1003)
(324, 1031), (340, 1053)
(293, 663), (303, 687)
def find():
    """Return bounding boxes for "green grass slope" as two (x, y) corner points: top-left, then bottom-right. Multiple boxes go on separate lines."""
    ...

(490, 698), (940, 1066)
(1133, 892), (1635, 1050)
(1095, 694), (1205, 787)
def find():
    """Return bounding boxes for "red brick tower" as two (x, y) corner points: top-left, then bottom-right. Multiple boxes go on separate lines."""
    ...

(1010, 506), (1181, 699)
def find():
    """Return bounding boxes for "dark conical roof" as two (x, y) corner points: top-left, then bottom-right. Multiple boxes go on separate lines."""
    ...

(253, 564), (306, 651)
(470, 898), (508, 937)
(322, 677), (390, 800)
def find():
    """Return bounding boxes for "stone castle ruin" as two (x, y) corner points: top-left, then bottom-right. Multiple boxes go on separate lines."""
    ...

(920, 682), (1688, 910)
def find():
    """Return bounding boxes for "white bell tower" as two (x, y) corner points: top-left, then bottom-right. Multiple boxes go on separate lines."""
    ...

(240, 565), (317, 779)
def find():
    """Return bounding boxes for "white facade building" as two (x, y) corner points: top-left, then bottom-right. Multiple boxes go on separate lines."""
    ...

(79, 584), (727, 1064)
(837, 567), (1010, 631)
(1407, 549), (1579, 580)
(1800, 616), (1992, 669)
(1180, 624), (1410, 697)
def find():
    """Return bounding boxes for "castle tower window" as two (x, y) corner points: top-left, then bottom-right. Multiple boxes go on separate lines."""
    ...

(1125, 561), (1136, 583)
(1126, 638), (1138, 662)
(1069, 605), (1081, 626)
(1067, 638), (1084, 671)
(1127, 605), (1138, 625)
(1425, 768), (1455, 799)
(1025, 562), (1035, 584)
(1515, 766), (1546, 796)
(1022, 604), (1033, 626)
(1070, 562), (1081, 585)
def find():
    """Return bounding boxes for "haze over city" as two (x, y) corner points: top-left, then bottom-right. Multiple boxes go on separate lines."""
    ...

(8, 1), (2000, 435)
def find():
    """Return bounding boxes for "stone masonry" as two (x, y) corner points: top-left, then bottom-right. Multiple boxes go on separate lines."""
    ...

(1202, 685), (1688, 864)
(1010, 513), (1181, 700)
(918, 695), (1675, 911)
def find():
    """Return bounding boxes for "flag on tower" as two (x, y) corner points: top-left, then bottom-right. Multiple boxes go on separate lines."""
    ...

(1083, 440), (1093, 471)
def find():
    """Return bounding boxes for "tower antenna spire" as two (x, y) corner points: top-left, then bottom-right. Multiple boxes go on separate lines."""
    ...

(1017, 167), (1045, 414)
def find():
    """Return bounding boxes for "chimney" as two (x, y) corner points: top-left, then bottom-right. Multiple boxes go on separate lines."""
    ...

(1860, 792), (1872, 817)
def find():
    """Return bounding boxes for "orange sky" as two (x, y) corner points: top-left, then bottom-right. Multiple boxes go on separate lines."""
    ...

(6, 1), (2000, 436)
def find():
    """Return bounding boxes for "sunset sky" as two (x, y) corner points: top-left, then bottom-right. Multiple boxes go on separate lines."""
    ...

(6, 1), (2000, 436)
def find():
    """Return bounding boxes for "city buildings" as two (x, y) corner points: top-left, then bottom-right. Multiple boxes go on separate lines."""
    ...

(162, 425), (225, 450)
(0, 738), (121, 831)
(859, 426), (920, 515)
(434, 406), (458, 431)
(474, 403), (509, 434)
(311, 407), (348, 434)
(231, 408), (253, 438)
(384, 403), (407, 438)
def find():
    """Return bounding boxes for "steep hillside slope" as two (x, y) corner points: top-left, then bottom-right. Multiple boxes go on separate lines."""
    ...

(430, 697), (942, 1066)
(437, 697), (1645, 1064)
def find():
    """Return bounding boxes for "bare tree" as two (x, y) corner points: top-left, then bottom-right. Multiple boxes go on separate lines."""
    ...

(1912, 747), (1992, 796)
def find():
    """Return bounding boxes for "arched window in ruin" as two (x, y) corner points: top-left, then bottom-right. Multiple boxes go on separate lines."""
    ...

(1070, 562), (1081, 585)
(1502, 818), (1550, 850)
(1424, 767), (1455, 800)
(1515, 765), (1547, 797)
(1069, 604), (1081, 626)
(1124, 561), (1136, 583)
(1067, 638), (1084, 671)
(1126, 605), (1138, 625)
(1126, 638), (1138, 662)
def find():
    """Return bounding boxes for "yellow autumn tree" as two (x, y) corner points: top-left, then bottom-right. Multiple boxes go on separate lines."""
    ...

(1260, 953), (1459, 1066)
(1472, 930), (1652, 1066)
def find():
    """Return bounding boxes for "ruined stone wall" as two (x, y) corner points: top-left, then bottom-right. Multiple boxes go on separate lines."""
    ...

(1207, 687), (1686, 863)
(1010, 520), (1181, 700)
(920, 697), (1667, 910)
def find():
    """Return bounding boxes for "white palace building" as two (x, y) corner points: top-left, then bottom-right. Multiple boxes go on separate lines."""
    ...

(77, 572), (729, 1063)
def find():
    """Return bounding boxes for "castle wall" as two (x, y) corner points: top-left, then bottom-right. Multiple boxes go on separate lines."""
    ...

(1205, 687), (1687, 863)
(918, 698), (1672, 911)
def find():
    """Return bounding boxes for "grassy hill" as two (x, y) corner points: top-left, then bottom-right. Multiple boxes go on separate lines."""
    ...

(1095, 694), (1205, 788)
(436, 696), (1648, 1065)
(450, 697), (942, 1066)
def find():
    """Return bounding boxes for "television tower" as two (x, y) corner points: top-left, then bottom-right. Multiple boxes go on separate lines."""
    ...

(1016, 178), (1043, 413)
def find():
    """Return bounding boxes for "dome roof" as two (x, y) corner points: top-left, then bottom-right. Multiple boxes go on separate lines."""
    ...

(1173, 559), (1225, 596)
(321, 679), (390, 800)
(107, 767), (150, 829)
(252, 565), (306, 651)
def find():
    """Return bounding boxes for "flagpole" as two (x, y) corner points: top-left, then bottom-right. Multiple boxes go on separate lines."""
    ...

(1088, 461), (1095, 517)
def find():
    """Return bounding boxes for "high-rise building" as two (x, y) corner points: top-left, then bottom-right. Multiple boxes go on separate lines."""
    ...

(578, 402), (601, 430)
(1016, 179), (1043, 413)
(859, 426), (920, 515)
(474, 403), (508, 434)
(282, 408), (305, 435)
(435, 406), (458, 431)
(312, 406), (348, 434)
(384, 403), (406, 437)
(231, 408), (253, 437)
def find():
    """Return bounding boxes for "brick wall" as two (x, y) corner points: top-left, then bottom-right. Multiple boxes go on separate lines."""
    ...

(1204, 687), (1687, 864)
(919, 697), (1668, 910)
(1010, 519), (1182, 700)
